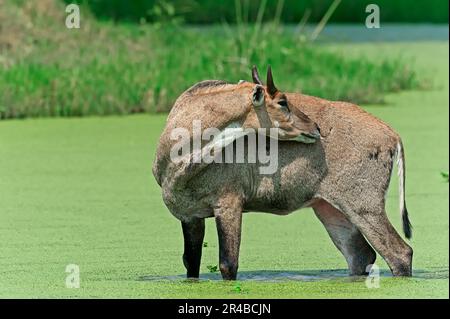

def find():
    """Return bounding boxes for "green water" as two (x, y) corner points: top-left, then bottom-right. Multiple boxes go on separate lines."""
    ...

(0, 41), (447, 298)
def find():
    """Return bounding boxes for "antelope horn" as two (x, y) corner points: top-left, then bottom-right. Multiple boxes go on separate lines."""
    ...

(252, 65), (263, 85)
(266, 65), (278, 97)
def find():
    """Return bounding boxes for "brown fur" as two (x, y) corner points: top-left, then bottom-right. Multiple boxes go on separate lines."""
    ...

(152, 81), (413, 280)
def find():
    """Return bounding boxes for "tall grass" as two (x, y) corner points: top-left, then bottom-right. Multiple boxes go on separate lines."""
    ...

(0, 0), (420, 119)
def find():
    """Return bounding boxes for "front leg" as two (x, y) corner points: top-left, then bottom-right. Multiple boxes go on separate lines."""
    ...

(214, 195), (243, 280)
(182, 218), (205, 278)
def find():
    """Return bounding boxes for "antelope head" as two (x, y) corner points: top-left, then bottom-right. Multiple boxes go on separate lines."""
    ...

(241, 66), (320, 143)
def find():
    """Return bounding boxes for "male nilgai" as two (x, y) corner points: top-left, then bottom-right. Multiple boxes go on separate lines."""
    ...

(153, 67), (413, 280)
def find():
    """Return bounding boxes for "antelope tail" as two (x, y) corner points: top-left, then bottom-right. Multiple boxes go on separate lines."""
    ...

(397, 140), (412, 239)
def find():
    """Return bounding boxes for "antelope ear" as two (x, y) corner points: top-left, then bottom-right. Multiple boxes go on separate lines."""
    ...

(252, 84), (265, 107)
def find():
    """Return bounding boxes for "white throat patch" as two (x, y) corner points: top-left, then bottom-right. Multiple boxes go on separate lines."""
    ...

(206, 122), (248, 150)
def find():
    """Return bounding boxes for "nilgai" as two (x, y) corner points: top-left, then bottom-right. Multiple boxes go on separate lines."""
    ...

(152, 66), (412, 280)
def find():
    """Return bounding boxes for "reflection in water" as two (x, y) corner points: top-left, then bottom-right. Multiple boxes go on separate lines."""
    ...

(139, 267), (448, 282)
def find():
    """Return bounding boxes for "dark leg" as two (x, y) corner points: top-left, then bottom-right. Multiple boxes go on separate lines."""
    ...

(181, 218), (205, 278)
(312, 199), (376, 276)
(214, 197), (243, 280)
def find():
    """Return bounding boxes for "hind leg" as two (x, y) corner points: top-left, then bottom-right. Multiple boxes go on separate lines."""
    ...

(348, 206), (413, 276)
(181, 218), (205, 278)
(312, 199), (376, 276)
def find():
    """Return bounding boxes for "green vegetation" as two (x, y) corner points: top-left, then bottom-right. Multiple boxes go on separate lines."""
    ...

(0, 41), (447, 298)
(233, 283), (243, 293)
(0, 0), (421, 119)
(207, 265), (219, 273)
(66, 0), (449, 24)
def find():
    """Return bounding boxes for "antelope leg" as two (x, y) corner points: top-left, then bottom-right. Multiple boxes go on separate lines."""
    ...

(312, 199), (376, 276)
(181, 218), (205, 278)
(214, 199), (243, 280)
